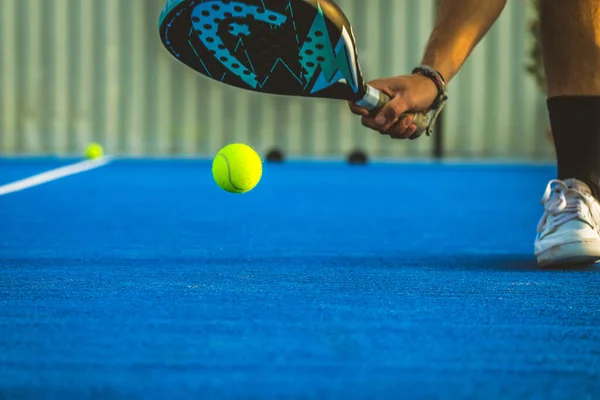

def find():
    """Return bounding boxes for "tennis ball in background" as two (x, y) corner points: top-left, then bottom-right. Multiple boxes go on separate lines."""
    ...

(85, 142), (104, 160)
(212, 143), (262, 193)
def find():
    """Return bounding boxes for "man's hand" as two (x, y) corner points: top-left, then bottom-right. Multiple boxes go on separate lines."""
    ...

(349, 0), (507, 139)
(348, 74), (438, 139)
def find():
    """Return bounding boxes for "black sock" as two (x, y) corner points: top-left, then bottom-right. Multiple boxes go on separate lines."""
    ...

(547, 96), (600, 199)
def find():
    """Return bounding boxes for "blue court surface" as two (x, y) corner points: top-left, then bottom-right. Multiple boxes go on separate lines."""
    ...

(1, 158), (599, 400)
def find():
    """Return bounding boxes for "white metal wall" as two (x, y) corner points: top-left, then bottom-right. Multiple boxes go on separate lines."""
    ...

(442, 0), (553, 160)
(0, 0), (554, 160)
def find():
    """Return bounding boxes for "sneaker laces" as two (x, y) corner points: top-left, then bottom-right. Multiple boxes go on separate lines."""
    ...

(537, 179), (600, 234)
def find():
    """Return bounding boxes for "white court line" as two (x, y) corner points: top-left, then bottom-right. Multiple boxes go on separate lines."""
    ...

(0, 157), (112, 196)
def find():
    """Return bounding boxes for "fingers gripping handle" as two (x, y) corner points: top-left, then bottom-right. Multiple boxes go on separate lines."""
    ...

(356, 85), (429, 137)
(375, 92), (429, 135)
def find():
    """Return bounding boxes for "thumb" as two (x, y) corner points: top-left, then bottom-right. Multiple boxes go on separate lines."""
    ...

(373, 95), (411, 130)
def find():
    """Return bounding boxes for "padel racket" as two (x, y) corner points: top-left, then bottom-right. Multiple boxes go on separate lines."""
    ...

(158, 0), (429, 134)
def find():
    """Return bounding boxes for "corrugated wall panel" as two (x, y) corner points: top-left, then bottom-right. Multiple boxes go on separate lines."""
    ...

(1, 0), (18, 154)
(0, 0), (552, 160)
(442, 0), (554, 160)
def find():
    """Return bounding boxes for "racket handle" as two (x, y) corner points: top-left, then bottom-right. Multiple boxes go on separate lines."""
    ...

(357, 85), (430, 137)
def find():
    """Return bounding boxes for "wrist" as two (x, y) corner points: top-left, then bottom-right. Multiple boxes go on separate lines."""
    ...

(412, 65), (448, 109)
(410, 65), (449, 137)
(420, 55), (457, 84)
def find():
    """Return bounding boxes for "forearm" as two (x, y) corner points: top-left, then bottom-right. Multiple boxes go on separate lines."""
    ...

(421, 0), (507, 83)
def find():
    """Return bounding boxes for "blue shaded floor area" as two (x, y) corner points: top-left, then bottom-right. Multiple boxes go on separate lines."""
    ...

(1, 158), (599, 399)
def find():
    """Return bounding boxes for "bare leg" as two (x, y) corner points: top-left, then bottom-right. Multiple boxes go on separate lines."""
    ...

(539, 0), (600, 197)
(540, 0), (600, 97)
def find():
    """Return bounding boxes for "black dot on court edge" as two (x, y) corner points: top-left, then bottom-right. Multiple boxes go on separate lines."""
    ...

(206, 37), (215, 43)
(203, 24), (212, 30)
(316, 44), (324, 50)
(305, 50), (313, 55)
(220, 56), (228, 62)
(202, 10), (210, 16)
(231, 63), (240, 69)
(315, 31), (323, 36)
(347, 149), (369, 165)
(307, 62), (315, 67)
(234, 6), (243, 12)
(211, 4), (220, 10)
(224, 12), (233, 18)
(265, 148), (285, 163)
(192, 16), (200, 23)
(243, 70), (251, 75)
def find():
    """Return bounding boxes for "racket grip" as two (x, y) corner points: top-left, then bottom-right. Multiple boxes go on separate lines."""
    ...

(358, 85), (430, 137)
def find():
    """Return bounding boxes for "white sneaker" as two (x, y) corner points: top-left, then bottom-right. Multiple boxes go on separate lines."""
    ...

(535, 178), (600, 267)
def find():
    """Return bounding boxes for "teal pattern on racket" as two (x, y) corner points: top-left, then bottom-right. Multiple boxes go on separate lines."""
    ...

(159, 0), (429, 133)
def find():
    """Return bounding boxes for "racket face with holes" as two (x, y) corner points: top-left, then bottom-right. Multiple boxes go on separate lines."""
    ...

(158, 0), (369, 102)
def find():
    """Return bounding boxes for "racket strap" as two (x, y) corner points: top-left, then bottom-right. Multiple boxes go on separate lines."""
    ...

(412, 65), (448, 136)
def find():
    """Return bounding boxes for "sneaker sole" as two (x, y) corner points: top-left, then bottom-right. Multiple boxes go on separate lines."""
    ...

(536, 241), (600, 267)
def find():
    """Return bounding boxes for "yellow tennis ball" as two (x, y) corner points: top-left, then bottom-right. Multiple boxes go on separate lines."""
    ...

(85, 142), (104, 160)
(212, 143), (262, 193)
